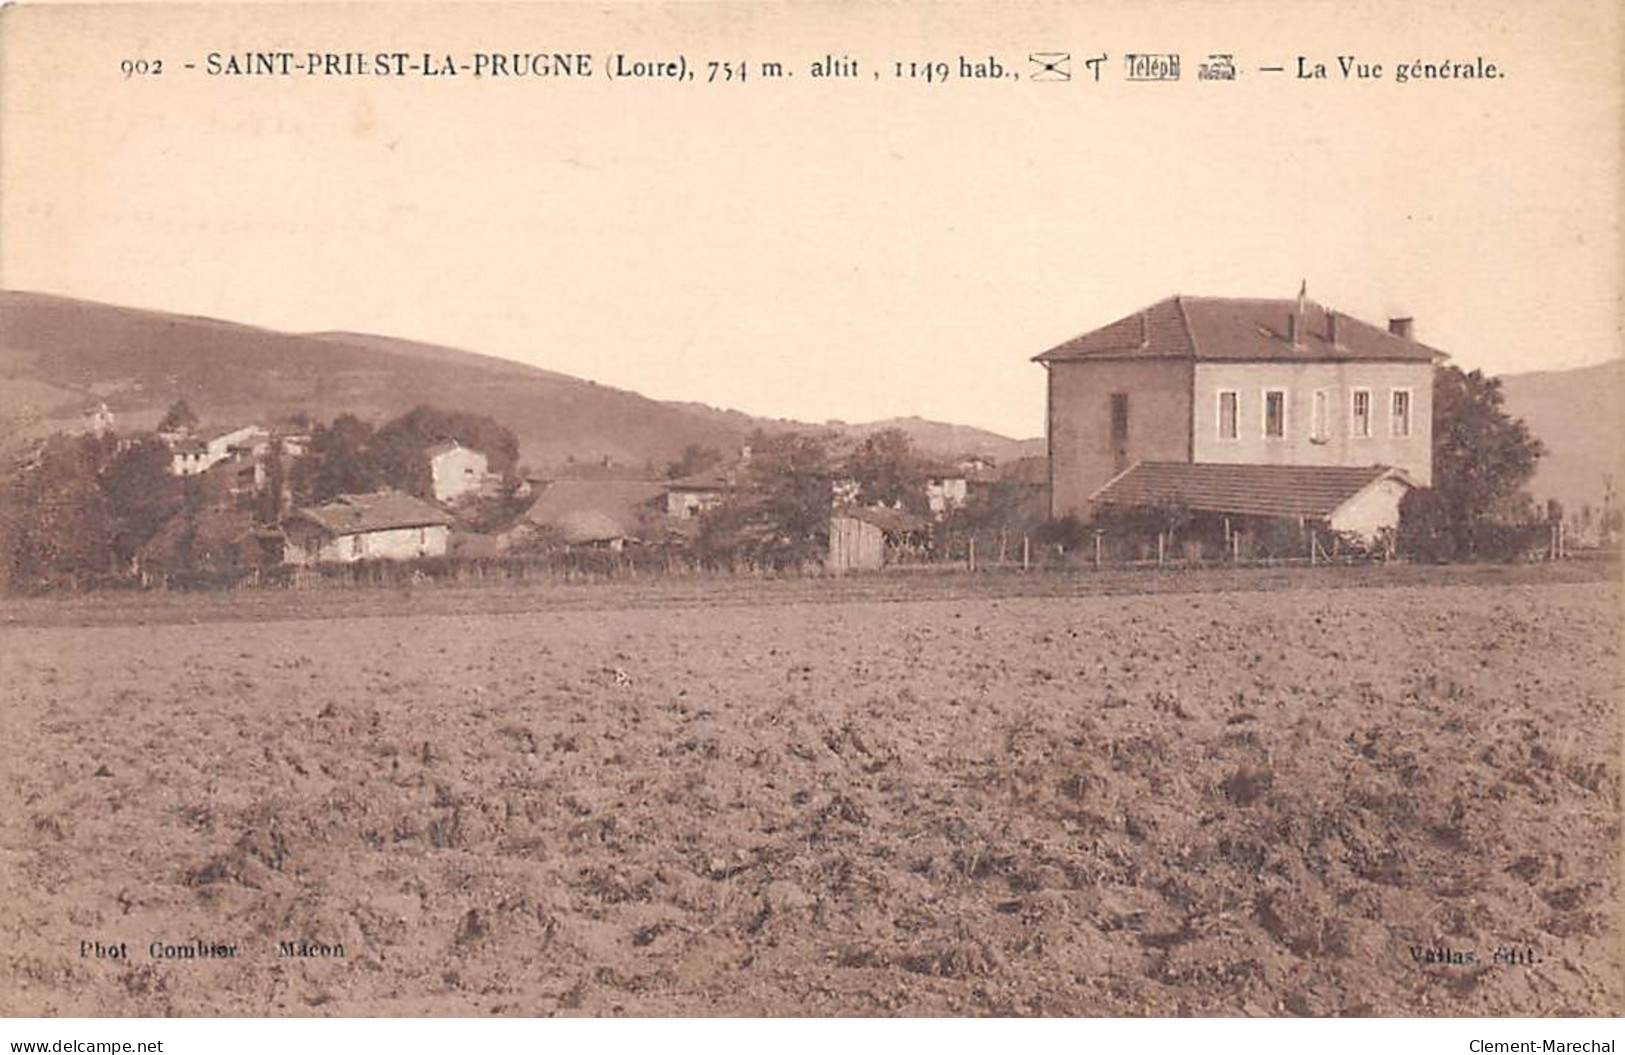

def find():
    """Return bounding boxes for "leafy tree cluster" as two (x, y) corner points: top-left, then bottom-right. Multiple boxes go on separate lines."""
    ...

(158, 399), (199, 433)
(0, 433), (184, 587)
(665, 443), (725, 480)
(843, 429), (930, 515)
(1399, 365), (1547, 561)
(697, 430), (834, 567)
(290, 405), (520, 505)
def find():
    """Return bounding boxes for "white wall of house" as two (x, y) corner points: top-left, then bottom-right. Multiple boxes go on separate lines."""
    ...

(1192, 361), (1434, 485)
(170, 425), (262, 476)
(1328, 477), (1411, 540)
(430, 446), (489, 503)
(287, 524), (449, 564)
(925, 477), (968, 516)
(667, 489), (725, 518)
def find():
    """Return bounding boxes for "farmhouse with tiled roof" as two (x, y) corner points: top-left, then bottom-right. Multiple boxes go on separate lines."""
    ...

(1034, 289), (1444, 539)
(284, 490), (453, 564)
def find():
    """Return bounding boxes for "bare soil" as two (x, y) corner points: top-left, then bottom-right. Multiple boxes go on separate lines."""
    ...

(2, 574), (1619, 1016)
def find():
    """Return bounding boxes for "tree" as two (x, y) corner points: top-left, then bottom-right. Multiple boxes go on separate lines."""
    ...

(257, 436), (288, 524)
(666, 443), (725, 480)
(158, 399), (199, 433)
(1, 434), (117, 585)
(98, 437), (184, 565)
(843, 428), (927, 513)
(372, 405), (522, 498)
(1399, 365), (1546, 559)
(291, 414), (380, 504)
(949, 478), (1045, 537)
(699, 430), (832, 566)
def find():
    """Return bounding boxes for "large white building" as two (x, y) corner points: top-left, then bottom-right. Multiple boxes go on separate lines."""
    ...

(1035, 292), (1443, 540)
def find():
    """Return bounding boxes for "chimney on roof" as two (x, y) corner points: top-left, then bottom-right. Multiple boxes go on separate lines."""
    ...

(1326, 309), (1339, 345)
(1289, 280), (1307, 347)
(1388, 316), (1414, 340)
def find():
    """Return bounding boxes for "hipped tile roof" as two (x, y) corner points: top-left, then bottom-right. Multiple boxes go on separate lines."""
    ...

(1034, 297), (1445, 364)
(1089, 461), (1414, 521)
(294, 490), (453, 536)
(523, 479), (667, 542)
(836, 505), (928, 534)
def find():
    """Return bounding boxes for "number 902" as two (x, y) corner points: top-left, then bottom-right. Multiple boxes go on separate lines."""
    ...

(120, 58), (163, 77)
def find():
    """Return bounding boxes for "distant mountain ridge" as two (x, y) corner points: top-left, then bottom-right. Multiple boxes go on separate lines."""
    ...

(1497, 358), (1624, 517)
(0, 290), (1042, 472)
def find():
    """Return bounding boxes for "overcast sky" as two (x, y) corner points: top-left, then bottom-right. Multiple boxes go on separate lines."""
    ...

(3, 1), (1619, 438)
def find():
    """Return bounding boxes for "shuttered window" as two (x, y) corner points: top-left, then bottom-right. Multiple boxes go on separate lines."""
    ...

(1311, 389), (1329, 441)
(1217, 391), (1238, 439)
(1352, 389), (1372, 438)
(1391, 389), (1412, 437)
(1263, 390), (1286, 438)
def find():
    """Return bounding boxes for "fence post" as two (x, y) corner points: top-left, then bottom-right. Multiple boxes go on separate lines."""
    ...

(1157, 532), (1165, 566)
(1309, 528), (1317, 566)
(1022, 535), (1030, 572)
(1232, 530), (1240, 564)
(968, 537), (976, 573)
(1094, 532), (1102, 570)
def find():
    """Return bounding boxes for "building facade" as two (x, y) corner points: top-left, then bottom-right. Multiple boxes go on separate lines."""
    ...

(284, 491), (453, 564)
(167, 424), (265, 476)
(428, 441), (491, 503)
(1036, 295), (1440, 526)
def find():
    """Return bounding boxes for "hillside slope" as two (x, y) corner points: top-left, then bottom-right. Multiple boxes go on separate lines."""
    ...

(1499, 358), (1624, 516)
(0, 290), (1040, 472)
(0, 290), (750, 471)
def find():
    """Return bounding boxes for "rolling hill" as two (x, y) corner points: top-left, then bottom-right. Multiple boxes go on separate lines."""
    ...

(0, 290), (1041, 472)
(12, 289), (1600, 509)
(1499, 358), (1624, 518)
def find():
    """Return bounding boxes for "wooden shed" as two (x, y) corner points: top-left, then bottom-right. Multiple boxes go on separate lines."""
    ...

(827, 506), (927, 574)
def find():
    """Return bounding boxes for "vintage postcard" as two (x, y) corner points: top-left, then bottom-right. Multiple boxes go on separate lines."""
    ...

(0, 0), (1620, 1039)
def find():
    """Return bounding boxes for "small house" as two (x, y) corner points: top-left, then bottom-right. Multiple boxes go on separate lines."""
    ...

(923, 471), (970, 518)
(427, 440), (492, 503)
(284, 490), (453, 564)
(827, 506), (928, 573)
(167, 424), (265, 476)
(82, 401), (116, 436)
(520, 479), (668, 550)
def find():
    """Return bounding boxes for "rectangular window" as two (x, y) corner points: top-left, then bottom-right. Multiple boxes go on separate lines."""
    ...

(1352, 388), (1372, 438)
(1110, 392), (1130, 472)
(1391, 388), (1412, 437)
(1263, 389), (1286, 438)
(1311, 389), (1329, 442)
(1217, 390), (1238, 439)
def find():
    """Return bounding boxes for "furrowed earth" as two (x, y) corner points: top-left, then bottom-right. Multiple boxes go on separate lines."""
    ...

(2, 574), (1619, 1016)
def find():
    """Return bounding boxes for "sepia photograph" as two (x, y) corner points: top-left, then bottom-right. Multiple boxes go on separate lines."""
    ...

(0, 0), (1620, 1045)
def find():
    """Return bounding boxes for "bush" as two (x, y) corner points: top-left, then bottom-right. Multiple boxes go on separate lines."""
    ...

(1033, 514), (1090, 552)
(1397, 488), (1459, 563)
(1400, 487), (1549, 563)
